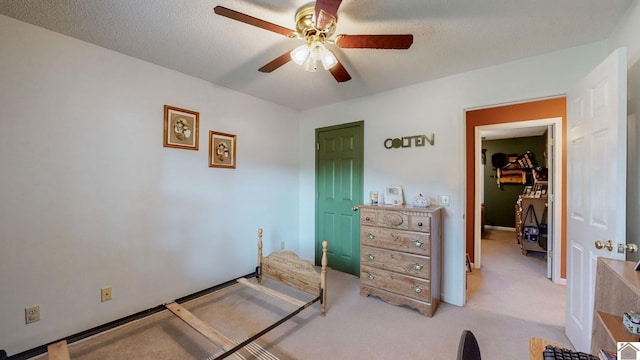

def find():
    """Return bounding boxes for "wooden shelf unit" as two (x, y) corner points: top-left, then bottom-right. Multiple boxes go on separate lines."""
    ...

(497, 168), (526, 184)
(591, 258), (640, 354)
(515, 196), (547, 255)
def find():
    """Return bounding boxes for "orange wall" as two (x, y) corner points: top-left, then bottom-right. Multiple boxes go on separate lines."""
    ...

(465, 97), (567, 278)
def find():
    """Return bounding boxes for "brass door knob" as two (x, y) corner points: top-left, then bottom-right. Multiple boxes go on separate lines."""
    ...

(595, 240), (614, 251)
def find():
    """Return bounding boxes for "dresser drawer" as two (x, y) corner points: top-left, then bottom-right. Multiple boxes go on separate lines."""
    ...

(360, 209), (377, 226)
(361, 226), (431, 256)
(361, 245), (431, 279)
(361, 265), (431, 302)
(377, 210), (409, 230)
(409, 214), (431, 232)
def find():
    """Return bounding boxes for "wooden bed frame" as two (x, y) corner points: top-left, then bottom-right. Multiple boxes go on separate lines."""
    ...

(44, 229), (329, 360)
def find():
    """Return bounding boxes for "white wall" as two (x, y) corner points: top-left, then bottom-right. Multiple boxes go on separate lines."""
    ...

(0, 15), (300, 354)
(298, 42), (609, 306)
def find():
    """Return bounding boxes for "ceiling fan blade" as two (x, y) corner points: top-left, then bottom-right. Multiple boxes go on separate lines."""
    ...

(258, 51), (292, 73)
(329, 60), (351, 82)
(335, 34), (414, 49)
(214, 6), (296, 38)
(315, 0), (342, 30)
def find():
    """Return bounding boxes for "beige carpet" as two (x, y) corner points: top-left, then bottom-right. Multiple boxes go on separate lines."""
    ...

(34, 228), (570, 359)
(264, 228), (569, 359)
(33, 282), (303, 360)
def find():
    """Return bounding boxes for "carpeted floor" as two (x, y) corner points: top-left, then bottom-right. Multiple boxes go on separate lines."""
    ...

(34, 228), (570, 359)
(267, 228), (569, 359)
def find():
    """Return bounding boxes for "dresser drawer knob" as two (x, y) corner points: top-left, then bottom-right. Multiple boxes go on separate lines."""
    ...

(367, 254), (375, 261)
(412, 285), (423, 293)
(412, 239), (424, 248)
(417, 222), (423, 227)
(367, 273), (375, 280)
(413, 263), (424, 271)
(367, 233), (375, 240)
(365, 216), (371, 221)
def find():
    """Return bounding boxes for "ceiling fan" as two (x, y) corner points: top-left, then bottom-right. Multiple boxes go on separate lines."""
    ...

(213, 0), (414, 82)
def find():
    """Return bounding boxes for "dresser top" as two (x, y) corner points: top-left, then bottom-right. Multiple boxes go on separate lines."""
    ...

(599, 257), (640, 296)
(359, 204), (443, 212)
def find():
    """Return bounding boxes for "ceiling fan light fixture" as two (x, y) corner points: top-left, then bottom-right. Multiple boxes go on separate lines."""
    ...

(320, 49), (338, 70)
(292, 40), (335, 72)
(290, 44), (310, 65)
(214, 4), (414, 83)
(303, 55), (318, 72)
(309, 41), (326, 60)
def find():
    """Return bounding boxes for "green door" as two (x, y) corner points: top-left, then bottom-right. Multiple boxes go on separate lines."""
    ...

(315, 121), (364, 275)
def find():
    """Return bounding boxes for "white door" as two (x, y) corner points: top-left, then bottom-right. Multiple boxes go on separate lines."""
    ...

(565, 48), (627, 353)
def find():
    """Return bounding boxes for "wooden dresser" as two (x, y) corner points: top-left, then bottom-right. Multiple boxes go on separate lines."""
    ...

(358, 204), (442, 316)
(591, 258), (640, 354)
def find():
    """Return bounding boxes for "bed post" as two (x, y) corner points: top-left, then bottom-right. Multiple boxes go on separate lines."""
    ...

(257, 228), (263, 284)
(321, 240), (328, 316)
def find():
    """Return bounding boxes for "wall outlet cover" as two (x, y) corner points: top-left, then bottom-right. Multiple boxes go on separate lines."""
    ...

(101, 286), (112, 302)
(438, 195), (450, 206)
(25, 305), (40, 324)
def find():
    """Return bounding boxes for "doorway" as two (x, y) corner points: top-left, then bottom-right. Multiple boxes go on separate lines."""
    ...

(476, 121), (559, 280)
(465, 98), (567, 290)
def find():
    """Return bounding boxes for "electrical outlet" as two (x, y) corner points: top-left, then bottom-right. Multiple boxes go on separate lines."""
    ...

(280, 241), (285, 250)
(25, 305), (40, 324)
(438, 195), (450, 206)
(101, 286), (112, 302)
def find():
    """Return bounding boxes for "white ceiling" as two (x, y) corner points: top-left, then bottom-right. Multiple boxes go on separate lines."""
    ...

(481, 126), (547, 141)
(0, 0), (633, 111)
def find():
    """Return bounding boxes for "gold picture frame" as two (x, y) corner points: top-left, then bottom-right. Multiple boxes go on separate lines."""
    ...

(209, 131), (237, 169)
(164, 105), (199, 150)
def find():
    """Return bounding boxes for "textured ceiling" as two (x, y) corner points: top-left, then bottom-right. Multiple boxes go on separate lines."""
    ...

(0, 0), (634, 111)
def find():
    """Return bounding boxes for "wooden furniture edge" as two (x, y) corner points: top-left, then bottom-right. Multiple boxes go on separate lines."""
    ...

(164, 301), (239, 356)
(528, 337), (569, 360)
(599, 257), (640, 292)
(237, 278), (307, 307)
(597, 311), (640, 343)
(360, 284), (435, 317)
(47, 340), (70, 360)
(320, 240), (328, 316)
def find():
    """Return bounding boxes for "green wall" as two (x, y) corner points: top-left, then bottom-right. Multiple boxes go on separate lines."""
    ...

(483, 136), (544, 227)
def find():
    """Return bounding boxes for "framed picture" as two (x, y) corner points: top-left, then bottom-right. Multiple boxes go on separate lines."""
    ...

(384, 185), (404, 205)
(523, 185), (533, 196)
(209, 131), (237, 169)
(164, 105), (199, 150)
(532, 183), (548, 198)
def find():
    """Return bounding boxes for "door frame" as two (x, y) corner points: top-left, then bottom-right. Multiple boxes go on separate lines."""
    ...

(473, 117), (564, 283)
(465, 97), (568, 300)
